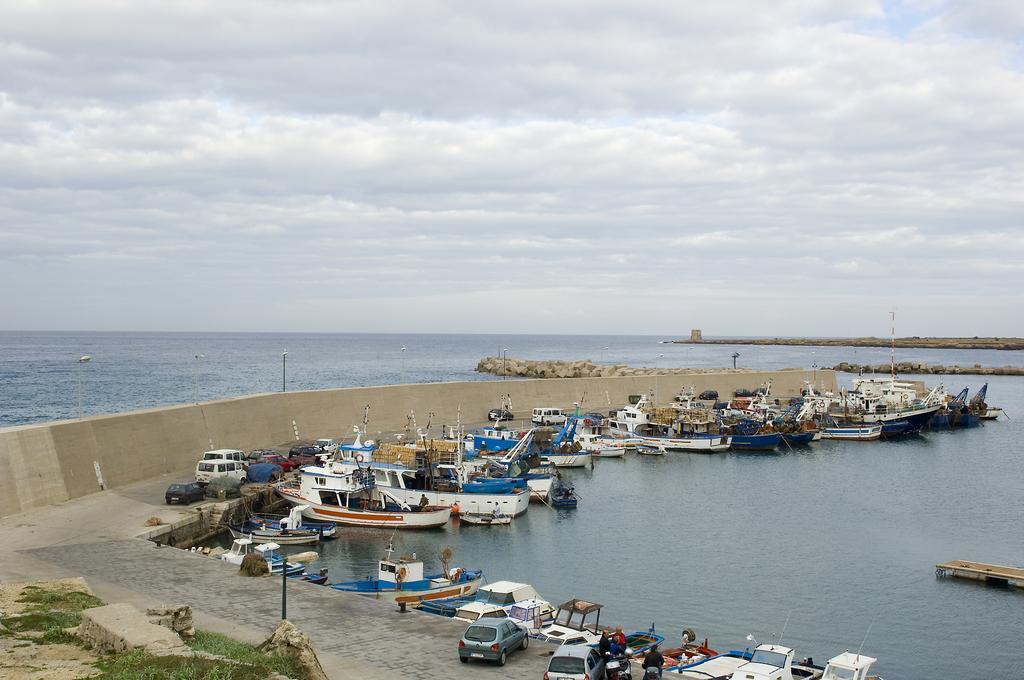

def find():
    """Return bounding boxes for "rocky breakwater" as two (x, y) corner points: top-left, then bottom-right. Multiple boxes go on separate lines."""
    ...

(475, 356), (751, 378)
(834, 362), (1024, 376)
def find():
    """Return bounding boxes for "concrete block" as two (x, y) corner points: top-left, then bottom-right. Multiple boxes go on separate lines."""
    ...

(77, 603), (189, 655)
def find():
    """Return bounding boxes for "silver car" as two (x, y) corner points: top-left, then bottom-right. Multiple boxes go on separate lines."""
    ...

(545, 644), (606, 680)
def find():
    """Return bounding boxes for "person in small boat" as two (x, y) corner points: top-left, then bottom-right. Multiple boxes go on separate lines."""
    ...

(418, 494), (429, 510)
(642, 645), (665, 674)
(610, 627), (627, 655)
(451, 501), (461, 515)
(491, 504), (501, 519)
(598, 631), (612, 657)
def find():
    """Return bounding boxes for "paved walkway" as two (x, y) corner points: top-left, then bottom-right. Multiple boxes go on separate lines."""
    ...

(1, 469), (553, 679)
(23, 539), (552, 679)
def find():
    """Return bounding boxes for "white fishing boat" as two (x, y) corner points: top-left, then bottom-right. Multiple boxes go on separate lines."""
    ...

(543, 450), (593, 467)
(538, 599), (605, 646)
(979, 407), (1003, 420)
(459, 510), (513, 526)
(228, 505), (322, 545)
(667, 643), (824, 679)
(821, 424), (882, 441)
(330, 545), (482, 604)
(639, 434), (732, 452)
(276, 466), (452, 529)
(575, 432), (625, 457)
(329, 455), (532, 517)
(636, 446), (666, 456)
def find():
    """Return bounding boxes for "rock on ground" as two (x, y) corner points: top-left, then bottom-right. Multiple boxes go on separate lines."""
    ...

(259, 619), (329, 680)
(77, 602), (190, 656)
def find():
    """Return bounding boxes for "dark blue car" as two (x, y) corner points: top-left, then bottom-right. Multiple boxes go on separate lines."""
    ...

(165, 482), (205, 505)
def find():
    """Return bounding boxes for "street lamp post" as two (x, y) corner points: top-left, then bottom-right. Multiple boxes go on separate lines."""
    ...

(192, 354), (204, 403)
(400, 346), (407, 383)
(731, 352), (740, 370)
(602, 346), (609, 363)
(282, 351), (288, 392)
(77, 355), (91, 418)
(502, 348), (509, 380)
(812, 350), (817, 386)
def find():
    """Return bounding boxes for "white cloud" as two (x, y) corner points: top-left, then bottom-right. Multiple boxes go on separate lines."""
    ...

(0, 1), (1022, 334)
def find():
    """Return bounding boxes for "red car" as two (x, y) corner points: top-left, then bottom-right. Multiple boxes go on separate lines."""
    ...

(258, 454), (297, 472)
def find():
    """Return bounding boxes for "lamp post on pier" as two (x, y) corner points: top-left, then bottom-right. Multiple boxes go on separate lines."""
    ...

(400, 346), (407, 384)
(502, 348), (509, 380)
(192, 354), (204, 403)
(731, 352), (740, 370)
(76, 355), (91, 419)
(601, 346), (609, 363)
(282, 351), (288, 392)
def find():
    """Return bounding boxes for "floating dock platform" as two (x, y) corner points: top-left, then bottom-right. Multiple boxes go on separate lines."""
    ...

(935, 560), (1024, 588)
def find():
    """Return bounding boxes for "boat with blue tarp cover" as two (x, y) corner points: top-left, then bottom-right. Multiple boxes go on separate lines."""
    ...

(330, 545), (482, 604)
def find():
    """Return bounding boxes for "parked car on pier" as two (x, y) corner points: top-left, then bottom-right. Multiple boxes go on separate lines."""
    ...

(458, 617), (528, 666)
(532, 408), (566, 426)
(248, 448), (278, 461)
(733, 388), (754, 397)
(313, 438), (339, 454)
(201, 449), (246, 463)
(698, 390), (719, 401)
(488, 408), (514, 422)
(289, 445), (322, 457)
(545, 644), (607, 680)
(195, 460), (247, 485)
(257, 453), (297, 472)
(165, 482), (205, 505)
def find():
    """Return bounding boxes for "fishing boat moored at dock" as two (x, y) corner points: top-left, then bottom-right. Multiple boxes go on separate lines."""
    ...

(330, 547), (482, 604)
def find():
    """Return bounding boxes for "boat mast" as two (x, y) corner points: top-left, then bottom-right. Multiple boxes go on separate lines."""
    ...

(889, 309), (896, 381)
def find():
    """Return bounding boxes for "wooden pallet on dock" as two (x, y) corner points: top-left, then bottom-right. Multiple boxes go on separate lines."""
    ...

(935, 560), (1024, 588)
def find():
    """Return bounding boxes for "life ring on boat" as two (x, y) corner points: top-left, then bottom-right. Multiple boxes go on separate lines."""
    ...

(355, 453), (365, 463)
(396, 567), (407, 582)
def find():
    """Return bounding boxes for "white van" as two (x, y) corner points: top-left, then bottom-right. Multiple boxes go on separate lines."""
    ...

(313, 439), (338, 454)
(196, 460), (246, 485)
(201, 449), (246, 463)
(532, 408), (566, 426)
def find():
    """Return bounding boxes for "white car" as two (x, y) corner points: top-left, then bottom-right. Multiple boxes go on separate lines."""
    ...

(313, 438), (338, 454)
(195, 459), (246, 485)
(532, 408), (566, 426)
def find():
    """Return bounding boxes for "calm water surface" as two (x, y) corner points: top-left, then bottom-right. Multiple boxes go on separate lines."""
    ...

(4, 333), (1023, 678)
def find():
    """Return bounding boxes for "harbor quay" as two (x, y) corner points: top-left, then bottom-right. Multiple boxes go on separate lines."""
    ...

(0, 368), (826, 678)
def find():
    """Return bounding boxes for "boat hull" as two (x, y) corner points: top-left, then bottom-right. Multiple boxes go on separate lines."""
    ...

(331, 574), (482, 604)
(729, 433), (782, 451)
(277, 487), (451, 529)
(821, 425), (882, 440)
(780, 431), (817, 445)
(386, 487), (531, 517)
(980, 408), (1002, 420)
(228, 527), (319, 545)
(544, 452), (592, 467)
(459, 513), (512, 526)
(639, 435), (731, 452)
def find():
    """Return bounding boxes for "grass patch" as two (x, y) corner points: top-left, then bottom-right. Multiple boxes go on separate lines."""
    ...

(188, 630), (307, 679)
(1, 610), (80, 634)
(17, 586), (103, 612)
(93, 648), (278, 679)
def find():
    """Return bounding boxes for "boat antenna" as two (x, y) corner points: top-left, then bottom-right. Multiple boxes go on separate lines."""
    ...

(777, 611), (791, 645)
(855, 616), (876, 661)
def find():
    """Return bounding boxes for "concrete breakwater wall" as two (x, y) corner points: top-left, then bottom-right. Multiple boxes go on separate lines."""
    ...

(476, 356), (758, 379)
(834, 362), (1024, 376)
(0, 369), (829, 519)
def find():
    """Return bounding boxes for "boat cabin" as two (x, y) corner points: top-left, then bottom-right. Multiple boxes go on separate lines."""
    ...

(221, 537), (253, 565)
(478, 581), (542, 606)
(507, 598), (552, 630)
(378, 555), (425, 585)
(729, 644), (795, 680)
(543, 599), (603, 644)
(820, 652), (877, 680)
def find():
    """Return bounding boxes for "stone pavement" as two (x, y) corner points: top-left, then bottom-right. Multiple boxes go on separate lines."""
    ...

(23, 538), (554, 680)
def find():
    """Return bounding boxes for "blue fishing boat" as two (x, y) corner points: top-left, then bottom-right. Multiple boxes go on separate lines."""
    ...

(780, 430), (816, 445)
(330, 546), (482, 604)
(724, 419), (781, 451)
(550, 483), (578, 508)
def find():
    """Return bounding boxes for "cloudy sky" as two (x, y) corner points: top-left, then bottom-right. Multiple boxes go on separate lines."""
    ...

(2, 1), (1022, 336)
